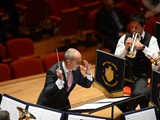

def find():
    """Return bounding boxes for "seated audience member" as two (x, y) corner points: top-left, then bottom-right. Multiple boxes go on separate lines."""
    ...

(0, 0), (20, 45)
(37, 48), (94, 111)
(95, 0), (128, 53)
(0, 110), (10, 120)
(114, 13), (159, 112)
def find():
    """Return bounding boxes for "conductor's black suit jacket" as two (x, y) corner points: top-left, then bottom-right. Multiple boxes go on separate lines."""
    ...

(37, 62), (94, 110)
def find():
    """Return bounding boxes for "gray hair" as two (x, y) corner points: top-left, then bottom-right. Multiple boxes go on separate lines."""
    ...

(64, 48), (78, 60)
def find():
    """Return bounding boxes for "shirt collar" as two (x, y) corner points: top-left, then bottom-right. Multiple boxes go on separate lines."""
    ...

(62, 61), (69, 73)
(141, 31), (145, 39)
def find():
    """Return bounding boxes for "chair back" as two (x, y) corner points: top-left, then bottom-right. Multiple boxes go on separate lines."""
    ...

(46, 0), (80, 36)
(43, 52), (65, 72)
(0, 63), (12, 81)
(0, 43), (7, 60)
(6, 38), (35, 60)
(45, 0), (72, 17)
(10, 58), (44, 79)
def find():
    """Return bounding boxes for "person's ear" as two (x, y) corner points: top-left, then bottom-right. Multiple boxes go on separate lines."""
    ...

(66, 59), (71, 64)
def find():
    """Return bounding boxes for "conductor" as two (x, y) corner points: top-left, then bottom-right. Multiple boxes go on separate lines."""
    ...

(37, 48), (94, 111)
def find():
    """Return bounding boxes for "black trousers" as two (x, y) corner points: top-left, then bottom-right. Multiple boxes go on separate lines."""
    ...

(117, 76), (150, 112)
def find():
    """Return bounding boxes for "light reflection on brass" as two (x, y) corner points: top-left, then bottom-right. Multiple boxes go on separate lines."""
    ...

(126, 33), (141, 58)
(151, 55), (160, 65)
(17, 107), (36, 120)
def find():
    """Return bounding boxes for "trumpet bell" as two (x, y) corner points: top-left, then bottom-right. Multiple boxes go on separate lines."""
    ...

(17, 107), (36, 120)
(151, 55), (160, 65)
(126, 51), (136, 58)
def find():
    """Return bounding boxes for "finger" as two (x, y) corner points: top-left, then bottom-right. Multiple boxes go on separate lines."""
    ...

(80, 65), (86, 71)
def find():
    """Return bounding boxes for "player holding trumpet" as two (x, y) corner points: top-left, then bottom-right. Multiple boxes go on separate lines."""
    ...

(114, 13), (159, 112)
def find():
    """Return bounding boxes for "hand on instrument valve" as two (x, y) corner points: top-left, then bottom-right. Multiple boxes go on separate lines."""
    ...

(56, 68), (63, 80)
(80, 60), (91, 75)
(125, 37), (143, 50)
(134, 40), (143, 50)
(125, 37), (133, 50)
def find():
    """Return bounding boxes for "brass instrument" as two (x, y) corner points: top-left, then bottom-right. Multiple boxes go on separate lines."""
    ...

(151, 55), (160, 65)
(126, 33), (141, 58)
(17, 107), (36, 120)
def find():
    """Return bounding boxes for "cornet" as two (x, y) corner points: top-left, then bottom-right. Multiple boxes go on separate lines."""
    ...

(151, 55), (160, 65)
(17, 107), (36, 120)
(126, 33), (141, 58)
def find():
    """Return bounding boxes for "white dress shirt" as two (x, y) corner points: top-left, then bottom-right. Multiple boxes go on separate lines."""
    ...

(114, 31), (159, 59)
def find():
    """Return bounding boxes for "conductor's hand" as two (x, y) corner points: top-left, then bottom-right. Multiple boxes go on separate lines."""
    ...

(80, 60), (92, 75)
(56, 68), (63, 80)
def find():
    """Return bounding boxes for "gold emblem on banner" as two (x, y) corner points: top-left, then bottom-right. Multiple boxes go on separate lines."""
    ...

(105, 66), (113, 82)
(102, 61), (118, 87)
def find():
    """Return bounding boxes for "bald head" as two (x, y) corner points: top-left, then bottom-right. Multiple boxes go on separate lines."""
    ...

(64, 48), (81, 60)
(64, 48), (82, 71)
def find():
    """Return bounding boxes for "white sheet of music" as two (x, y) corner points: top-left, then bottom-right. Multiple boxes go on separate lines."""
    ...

(96, 97), (129, 103)
(125, 108), (157, 120)
(68, 114), (107, 120)
(0, 96), (26, 120)
(70, 97), (129, 110)
(70, 102), (111, 110)
(28, 105), (63, 120)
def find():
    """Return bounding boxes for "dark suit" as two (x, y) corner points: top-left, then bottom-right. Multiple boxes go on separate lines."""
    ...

(37, 62), (94, 111)
(95, 7), (128, 53)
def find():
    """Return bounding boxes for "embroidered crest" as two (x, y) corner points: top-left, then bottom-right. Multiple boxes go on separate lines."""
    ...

(105, 65), (113, 82)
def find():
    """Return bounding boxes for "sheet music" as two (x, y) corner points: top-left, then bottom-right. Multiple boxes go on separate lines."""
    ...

(70, 97), (129, 110)
(124, 108), (157, 120)
(70, 102), (111, 110)
(28, 105), (63, 120)
(0, 95), (26, 120)
(68, 114), (108, 120)
(97, 97), (129, 103)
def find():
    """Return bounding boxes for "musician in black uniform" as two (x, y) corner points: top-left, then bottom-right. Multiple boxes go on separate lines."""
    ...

(114, 13), (159, 111)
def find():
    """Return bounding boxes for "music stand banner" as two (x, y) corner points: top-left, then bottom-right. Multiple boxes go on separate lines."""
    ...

(95, 49), (125, 93)
(151, 70), (160, 110)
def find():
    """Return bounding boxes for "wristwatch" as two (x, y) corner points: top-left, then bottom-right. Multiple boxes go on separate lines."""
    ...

(141, 45), (145, 51)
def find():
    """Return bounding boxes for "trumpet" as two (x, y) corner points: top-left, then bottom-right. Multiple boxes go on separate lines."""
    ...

(151, 55), (160, 65)
(17, 107), (36, 120)
(126, 33), (141, 58)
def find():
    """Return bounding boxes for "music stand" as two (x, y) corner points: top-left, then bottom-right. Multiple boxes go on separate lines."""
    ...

(69, 95), (146, 119)
(121, 106), (158, 120)
(95, 49), (125, 93)
(150, 70), (160, 118)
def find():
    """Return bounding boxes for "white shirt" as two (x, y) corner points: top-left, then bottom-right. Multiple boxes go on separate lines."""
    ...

(114, 31), (159, 59)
